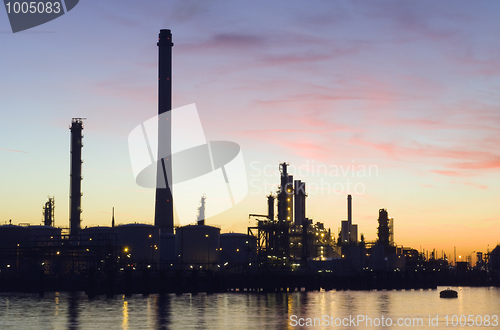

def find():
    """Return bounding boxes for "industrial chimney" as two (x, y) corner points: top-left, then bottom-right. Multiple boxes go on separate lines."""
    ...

(347, 194), (352, 227)
(294, 180), (306, 226)
(69, 118), (84, 237)
(154, 29), (174, 234)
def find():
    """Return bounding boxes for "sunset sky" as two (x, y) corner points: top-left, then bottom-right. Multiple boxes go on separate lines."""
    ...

(1, 1), (499, 261)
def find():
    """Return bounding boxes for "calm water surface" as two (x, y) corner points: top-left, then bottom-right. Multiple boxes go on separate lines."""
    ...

(0, 286), (498, 329)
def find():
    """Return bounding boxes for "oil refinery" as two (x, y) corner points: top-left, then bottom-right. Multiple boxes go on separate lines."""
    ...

(1, 29), (499, 296)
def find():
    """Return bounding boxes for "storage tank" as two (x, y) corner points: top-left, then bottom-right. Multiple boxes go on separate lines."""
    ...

(0, 225), (30, 247)
(28, 225), (62, 244)
(114, 224), (159, 262)
(80, 226), (115, 246)
(220, 233), (256, 265)
(175, 225), (220, 266)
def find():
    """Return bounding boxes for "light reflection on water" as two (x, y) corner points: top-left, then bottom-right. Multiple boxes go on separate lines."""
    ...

(122, 300), (128, 330)
(0, 287), (498, 329)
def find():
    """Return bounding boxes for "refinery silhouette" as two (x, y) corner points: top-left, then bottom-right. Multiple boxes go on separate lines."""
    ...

(1, 29), (499, 296)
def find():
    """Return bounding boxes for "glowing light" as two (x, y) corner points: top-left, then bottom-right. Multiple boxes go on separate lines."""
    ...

(124, 247), (129, 253)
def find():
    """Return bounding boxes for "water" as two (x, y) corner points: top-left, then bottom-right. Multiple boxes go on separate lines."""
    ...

(0, 287), (498, 329)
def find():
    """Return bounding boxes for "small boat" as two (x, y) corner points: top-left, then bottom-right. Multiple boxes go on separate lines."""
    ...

(440, 288), (458, 298)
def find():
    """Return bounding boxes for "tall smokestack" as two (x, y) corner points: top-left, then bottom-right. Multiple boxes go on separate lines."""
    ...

(69, 118), (84, 237)
(277, 163), (288, 222)
(154, 29), (174, 233)
(294, 180), (306, 226)
(347, 194), (352, 226)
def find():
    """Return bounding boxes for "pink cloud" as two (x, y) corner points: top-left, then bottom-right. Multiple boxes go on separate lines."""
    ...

(255, 93), (366, 106)
(451, 158), (500, 171)
(0, 148), (28, 153)
(351, 135), (500, 177)
(430, 170), (470, 177)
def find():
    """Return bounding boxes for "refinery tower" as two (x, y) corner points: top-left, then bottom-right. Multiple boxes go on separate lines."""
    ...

(154, 29), (174, 234)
